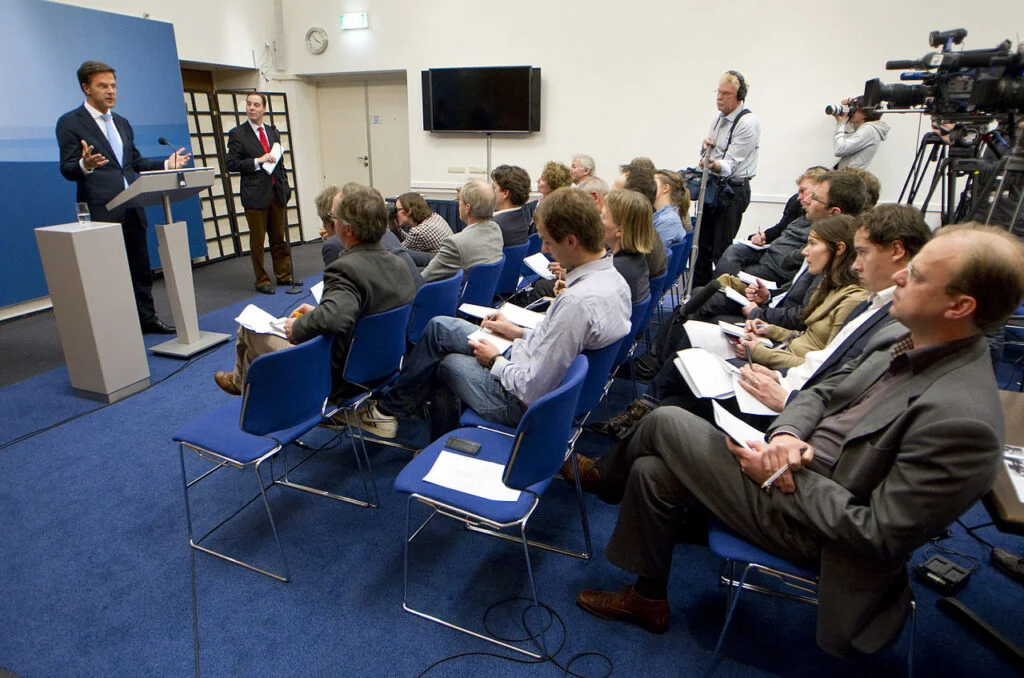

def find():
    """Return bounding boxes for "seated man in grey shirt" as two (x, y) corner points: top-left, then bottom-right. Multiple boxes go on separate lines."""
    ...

(357, 188), (632, 440)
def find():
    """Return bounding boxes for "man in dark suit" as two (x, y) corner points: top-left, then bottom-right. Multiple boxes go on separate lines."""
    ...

(569, 223), (1024, 657)
(225, 92), (293, 294)
(490, 164), (531, 246)
(56, 60), (190, 334)
(214, 186), (416, 401)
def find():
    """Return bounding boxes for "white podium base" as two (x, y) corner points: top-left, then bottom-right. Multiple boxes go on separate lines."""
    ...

(74, 376), (151, 404)
(150, 330), (230, 358)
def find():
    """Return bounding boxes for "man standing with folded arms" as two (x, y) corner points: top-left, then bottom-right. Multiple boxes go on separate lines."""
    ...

(226, 92), (293, 295)
(56, 60), (191, 334)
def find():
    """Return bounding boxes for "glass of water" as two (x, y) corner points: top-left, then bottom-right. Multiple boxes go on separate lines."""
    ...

(75, 202), (91, 222)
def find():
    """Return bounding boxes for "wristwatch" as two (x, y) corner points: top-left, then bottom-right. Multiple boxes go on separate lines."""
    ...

(488, 354), (500, 369)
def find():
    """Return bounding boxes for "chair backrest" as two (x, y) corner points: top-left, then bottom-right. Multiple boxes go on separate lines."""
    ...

(666, 240), (688, 287)
(503, 355), (588, 490)
(342, 302), (414, 387)
(494, 242), (530, 297)
(240, 335), (334, 436)
(577, 338), (625, 418)
(525, 231), (542, 257)
(460, 256), (505, 307)
(407, 269), (462, 344)
(644, 273), (668, 328)
(613, 295), (652, 367)
(675, 231), (694, 281)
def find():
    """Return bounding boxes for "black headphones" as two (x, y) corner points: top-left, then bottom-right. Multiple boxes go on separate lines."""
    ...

(726, 70), (748, 101)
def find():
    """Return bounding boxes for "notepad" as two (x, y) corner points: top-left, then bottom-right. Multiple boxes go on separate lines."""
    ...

(712, 401), (767, 451)
(310, 281), (324, 304)
(422, 450), (522, 501)
(673, 348), (738, 399)
(523, 252), (556, 280)
(737, 271), (777, 291)
(467, 329), (514, 353)
(732, 237), (769, 250)
(722, 286), (750, 306)
(261, 142), (282, 175)
(458, 302), (545, 330)
(235, 303), (288, 339)
(717, 321), (772, 348)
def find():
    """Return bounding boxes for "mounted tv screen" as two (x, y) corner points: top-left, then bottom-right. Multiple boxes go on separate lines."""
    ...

(422, 66), (541, 133)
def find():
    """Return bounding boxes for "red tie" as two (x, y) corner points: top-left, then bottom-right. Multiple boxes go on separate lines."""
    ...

(257, 126), (275, 185)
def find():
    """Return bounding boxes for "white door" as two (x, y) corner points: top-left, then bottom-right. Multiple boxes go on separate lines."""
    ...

(315, 77), (410, 198)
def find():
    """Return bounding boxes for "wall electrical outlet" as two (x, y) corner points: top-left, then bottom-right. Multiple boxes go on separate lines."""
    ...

(447, 166), (465, 174)
(468, 166), (487, 175)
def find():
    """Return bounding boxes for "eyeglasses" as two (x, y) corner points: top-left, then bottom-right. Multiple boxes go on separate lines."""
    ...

(808, 192), (833, 208)
(904, 261), (967, 295)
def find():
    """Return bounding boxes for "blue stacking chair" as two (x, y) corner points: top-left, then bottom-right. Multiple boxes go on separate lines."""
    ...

(707, 518), (916, 676)
(173, 335), (334, 582)
(407, 269), (462, 344)
(643, 271), (669, 334)
(396, 356), (588, 658)
(665, 235), (693, 309)
(281, 303), (414, 508)
(525, 231), (542, 257)
(607, 294), (652, 401)
(460, 256), (504, 307)
(493, 242), (530, 301)
(518, 233), (547, 288)
(459, 339), (625, 559)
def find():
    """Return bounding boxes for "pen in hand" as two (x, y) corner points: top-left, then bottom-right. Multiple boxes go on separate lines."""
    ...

(744, 345), (758, 386)
(761, 446), (809, 491)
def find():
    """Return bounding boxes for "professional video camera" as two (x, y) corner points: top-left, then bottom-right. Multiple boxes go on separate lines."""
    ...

(860, 28), (1024, 124)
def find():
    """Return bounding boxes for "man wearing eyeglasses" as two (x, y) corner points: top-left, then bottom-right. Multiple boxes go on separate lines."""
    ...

(691, 71), (761, 288)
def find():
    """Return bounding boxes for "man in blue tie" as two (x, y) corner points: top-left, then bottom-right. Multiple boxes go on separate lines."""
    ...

(56, 61), (190, 334)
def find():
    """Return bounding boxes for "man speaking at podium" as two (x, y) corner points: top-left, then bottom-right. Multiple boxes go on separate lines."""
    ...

(56, 60), (191, 335)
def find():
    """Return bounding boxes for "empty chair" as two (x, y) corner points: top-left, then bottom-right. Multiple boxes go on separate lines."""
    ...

(607, 294), (652, 400)
(493, 242), (530, 300)
(173, 335), (334, 582)
(407, 269), (463, 344)
(460, 256), (504, 307)
(396, 356), (588, 658)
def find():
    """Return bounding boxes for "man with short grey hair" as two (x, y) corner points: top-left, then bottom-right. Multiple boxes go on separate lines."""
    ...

(420, 179), (503, 282)
(571, 154), (599, 186)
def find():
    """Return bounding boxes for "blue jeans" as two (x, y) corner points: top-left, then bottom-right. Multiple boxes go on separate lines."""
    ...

(382, 317), (526, 438)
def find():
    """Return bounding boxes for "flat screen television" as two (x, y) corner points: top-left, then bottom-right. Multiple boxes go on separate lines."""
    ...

(422, 66), (541, 133)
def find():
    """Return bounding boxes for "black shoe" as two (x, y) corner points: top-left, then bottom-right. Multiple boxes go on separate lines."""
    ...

(141, 317), (176, 334)
(256, 283), (275, 295)
(992, 548), (1024, 585)
(595, 396), (656, 441)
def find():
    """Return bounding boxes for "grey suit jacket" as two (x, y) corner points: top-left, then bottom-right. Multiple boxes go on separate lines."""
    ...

(291, 242), (417, 401)
(768, 334), (1003, 655)
(420, 219), (504, 283)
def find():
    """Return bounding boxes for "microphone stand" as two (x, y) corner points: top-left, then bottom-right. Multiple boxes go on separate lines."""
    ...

(684, 147), (714, 301)
(285, 236), (304, 295)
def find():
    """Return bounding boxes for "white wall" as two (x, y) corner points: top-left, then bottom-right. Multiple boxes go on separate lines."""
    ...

(53, 0), (1024, 239)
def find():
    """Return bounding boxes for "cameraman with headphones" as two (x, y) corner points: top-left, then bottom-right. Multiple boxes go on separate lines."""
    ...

(693, 70), (761, 287)
(832, 97), (890, 169)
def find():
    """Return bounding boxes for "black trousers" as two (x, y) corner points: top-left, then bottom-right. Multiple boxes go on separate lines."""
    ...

(691, 181), (751, 287)
(118, 206), (156, 323)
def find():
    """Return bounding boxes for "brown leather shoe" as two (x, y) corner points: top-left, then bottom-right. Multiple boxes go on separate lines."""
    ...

(214, 371), (241, 396)
(576, 585), (670, 634)
(992, 548), (1024, 585)
(560, 454), (602, 492)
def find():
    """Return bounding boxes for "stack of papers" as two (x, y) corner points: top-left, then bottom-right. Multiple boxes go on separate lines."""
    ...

(235, 304), (289, 339)
(673, 347), (782, 416)
(459, 302), (545, 330)
(523, 253), (556, 280)
(261, 142), (282, 174)
(422, 450), (522, 501)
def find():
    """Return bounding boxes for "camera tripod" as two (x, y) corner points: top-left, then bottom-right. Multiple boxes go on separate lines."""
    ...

(972, 130), (1024, 238)
(899, 130), (986, 225)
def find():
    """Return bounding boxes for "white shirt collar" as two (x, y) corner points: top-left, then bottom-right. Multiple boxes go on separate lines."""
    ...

(248, 120), (265, 134)
(83, 100), (109, 120)
(869, 285), (896, 308)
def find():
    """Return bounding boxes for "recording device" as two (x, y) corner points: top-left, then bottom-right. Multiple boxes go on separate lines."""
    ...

(158, 136), (173, 148)
(445, 436), (481, 455)
(915, 554), (972, 595)
(824, 103), (852, 116)
(859, 28), (1024, 124)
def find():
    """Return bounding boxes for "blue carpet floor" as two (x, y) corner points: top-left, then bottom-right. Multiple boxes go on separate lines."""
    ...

(1, 288), (1023, 677)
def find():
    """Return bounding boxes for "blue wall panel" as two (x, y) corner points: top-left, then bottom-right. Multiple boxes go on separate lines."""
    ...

(0, 0), (205, 308)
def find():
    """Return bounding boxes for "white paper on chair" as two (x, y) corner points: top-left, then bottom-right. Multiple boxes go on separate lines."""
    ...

(235, 303), (288, 339)
(721, 286), (749, 307)
(423, 450), (522, 502)
(1004, 445), (1024, 503)
(737, 271), (778, 291)
(523, 252), (555, 280)
(468, 329), (514, 353)
(673, 348), (738, 399)
(712, 402), (767, 451)
(731, 238), (769, 250)
(683, 321), (734, 359)
(310, 281), (324, 304)
(261, 142), (282, 175)
(730, 373), (784, 416)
